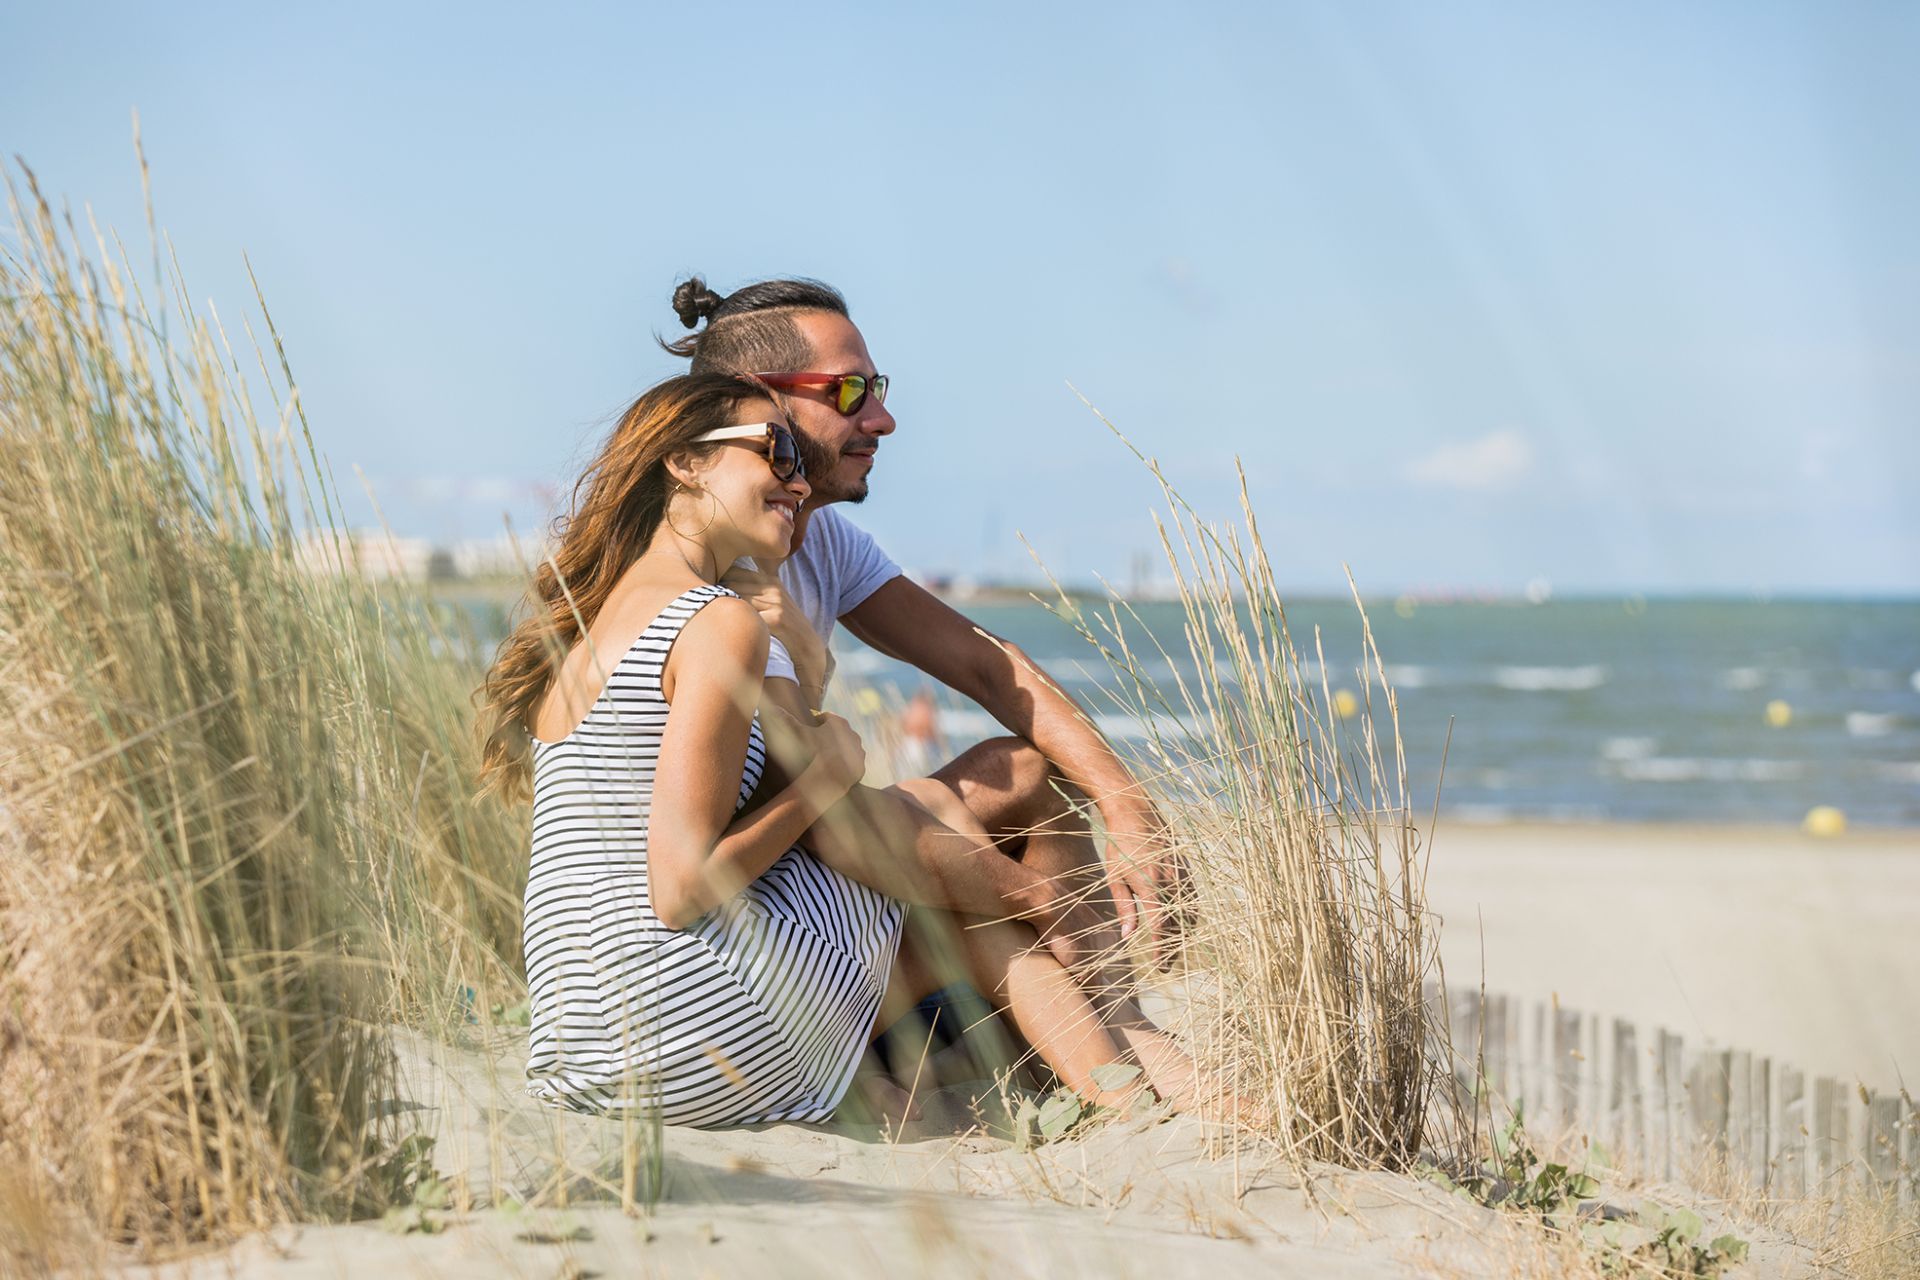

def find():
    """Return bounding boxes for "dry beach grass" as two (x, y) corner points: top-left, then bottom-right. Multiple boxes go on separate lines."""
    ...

(0, 157), (527, 1268)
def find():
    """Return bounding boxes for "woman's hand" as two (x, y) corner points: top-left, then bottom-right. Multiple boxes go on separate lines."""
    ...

(797, 712), (866, 802)
(758, 701), (821, 781)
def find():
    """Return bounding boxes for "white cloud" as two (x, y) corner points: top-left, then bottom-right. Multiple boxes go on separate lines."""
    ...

(1405, 430), (1536, 492)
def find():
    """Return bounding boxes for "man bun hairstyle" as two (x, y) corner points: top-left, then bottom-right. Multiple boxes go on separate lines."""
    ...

(670, 277), (726, 330)
(659, 274), (849, 376)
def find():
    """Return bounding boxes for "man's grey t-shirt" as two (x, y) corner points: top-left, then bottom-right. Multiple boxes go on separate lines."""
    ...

(762, 506), (901, 685)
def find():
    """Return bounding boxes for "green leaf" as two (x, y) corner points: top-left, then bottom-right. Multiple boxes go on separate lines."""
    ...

(1037, 1092), (1083, 1141)
(1668, 1207), (1703, 1243)
(515, 1219), (592, 1245)
(1568, 1172), (1601, 1200)
(1089, 1062), (1142, 1092)
(1709, 1234), (1749, 1262)
(381, 1205), (443, 1236)
(1585, 1141), (1613, 1171)
(413, 1177), (450, 1210)
(1011, 1096), (1039, 1151)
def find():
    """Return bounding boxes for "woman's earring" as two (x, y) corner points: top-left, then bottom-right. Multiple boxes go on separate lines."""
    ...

(666, 484), (717, 538)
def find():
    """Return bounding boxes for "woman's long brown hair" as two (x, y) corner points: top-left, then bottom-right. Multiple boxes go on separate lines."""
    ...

(476, 372), (761, 797)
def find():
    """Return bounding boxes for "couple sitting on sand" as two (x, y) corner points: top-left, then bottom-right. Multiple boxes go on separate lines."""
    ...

(478, 277), (1198, 1126)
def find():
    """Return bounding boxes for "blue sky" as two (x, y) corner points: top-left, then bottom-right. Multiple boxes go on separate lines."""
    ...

(4, 1), (1916, 594)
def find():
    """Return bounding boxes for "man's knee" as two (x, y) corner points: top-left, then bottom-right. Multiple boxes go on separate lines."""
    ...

(933, 736), (1085, 836)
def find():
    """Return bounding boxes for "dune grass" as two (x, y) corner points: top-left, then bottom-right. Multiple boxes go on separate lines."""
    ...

(1028, 405), (1446, 1170)
(0, 159), (526, 1269)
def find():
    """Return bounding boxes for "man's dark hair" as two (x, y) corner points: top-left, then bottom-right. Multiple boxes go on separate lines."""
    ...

(659, 276), (848, 375)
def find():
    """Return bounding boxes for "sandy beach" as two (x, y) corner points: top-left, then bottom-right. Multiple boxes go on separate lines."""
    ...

(1424, 820), (1920, 1091)
(98, 817), (1907, 1278)
(117, 1024), (1807, 1280)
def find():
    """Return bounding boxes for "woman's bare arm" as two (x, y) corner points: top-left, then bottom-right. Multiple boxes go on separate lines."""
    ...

(647, 598), (863, 929)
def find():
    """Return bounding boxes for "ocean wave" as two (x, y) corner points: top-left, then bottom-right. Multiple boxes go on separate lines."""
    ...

(1719, 666), (1765, 691)
(1609, 756), (1806, 783)
(1845, 711), (1899, 737)
(1492, 664), (1609, 692)
(1443, 802), (1609, 823)
(831, 648), (889, 676)
(1600, 736), (1658, 761)
(933, 707), (1191, 743)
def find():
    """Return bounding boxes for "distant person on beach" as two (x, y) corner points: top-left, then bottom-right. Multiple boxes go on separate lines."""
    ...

(661, 276), (1177, 960)
(895, 686), (945, 779)
(477, 374), (1197, 1122)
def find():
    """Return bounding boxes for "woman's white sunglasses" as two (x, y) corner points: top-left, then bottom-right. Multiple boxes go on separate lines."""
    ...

(692, 421), (804, 482)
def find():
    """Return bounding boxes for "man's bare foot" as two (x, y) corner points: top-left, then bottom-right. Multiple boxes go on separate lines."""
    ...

(851, 1069), (922, 1127)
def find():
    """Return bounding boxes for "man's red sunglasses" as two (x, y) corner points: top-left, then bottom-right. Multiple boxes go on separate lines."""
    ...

(753, 371), (889, 416)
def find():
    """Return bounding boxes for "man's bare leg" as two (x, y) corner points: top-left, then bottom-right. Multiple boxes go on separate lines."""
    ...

(803, 780), (1111, 976)
(914, 737), (1191, 1068)
(806, 739), (1207, 1110)
(924, 736), (1113, 919)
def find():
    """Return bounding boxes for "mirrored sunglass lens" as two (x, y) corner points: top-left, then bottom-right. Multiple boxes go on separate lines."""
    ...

(870, 374), (888, 405)
(836, 375), (867, 415)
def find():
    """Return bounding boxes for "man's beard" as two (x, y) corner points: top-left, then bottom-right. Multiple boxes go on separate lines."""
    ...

(795, 433), (868, 504)
(832, 450), (871, 504)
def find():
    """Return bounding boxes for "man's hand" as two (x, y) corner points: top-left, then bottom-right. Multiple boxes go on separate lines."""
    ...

(1099, 801), (1180, 963)
(721, 561), (827, 695)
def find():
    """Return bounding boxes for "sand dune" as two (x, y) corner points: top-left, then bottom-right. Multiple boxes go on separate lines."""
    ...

(118, 1007), (1811, 1278)
(108, 817), (1902, 1277)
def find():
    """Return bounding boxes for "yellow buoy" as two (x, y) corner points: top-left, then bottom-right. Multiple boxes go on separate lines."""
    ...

(1332, 689), (1359, 719)
(1765, 699), (1793, 728)
(1802, 806), (1847, 838)
(854, 688), (884, 716)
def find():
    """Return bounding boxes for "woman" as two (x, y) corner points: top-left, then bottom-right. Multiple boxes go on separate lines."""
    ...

(479, 373), (1182, 1125)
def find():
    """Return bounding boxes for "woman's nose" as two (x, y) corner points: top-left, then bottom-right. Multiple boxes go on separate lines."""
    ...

(786, 471), (811, 502)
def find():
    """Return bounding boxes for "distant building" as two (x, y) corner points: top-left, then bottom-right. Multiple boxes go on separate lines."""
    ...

(295, 529), (433, 580)
(294, 530), (549, 581)
(451, 534), (542, 580)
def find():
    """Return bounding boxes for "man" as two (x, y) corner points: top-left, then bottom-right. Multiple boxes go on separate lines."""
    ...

(662, 275), (1175, 961)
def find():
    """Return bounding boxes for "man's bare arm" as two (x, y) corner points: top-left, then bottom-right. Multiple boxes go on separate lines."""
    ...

(840, 576), (1174, 948)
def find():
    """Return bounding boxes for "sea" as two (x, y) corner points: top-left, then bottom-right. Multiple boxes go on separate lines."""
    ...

(450, 589), (1919, 828)
(824, 595), (1920, 829)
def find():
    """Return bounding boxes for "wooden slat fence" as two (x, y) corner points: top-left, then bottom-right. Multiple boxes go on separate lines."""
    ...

(1427, 982), (1916, 1203)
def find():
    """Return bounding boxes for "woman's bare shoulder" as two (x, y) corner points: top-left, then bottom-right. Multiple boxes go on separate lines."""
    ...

(662, 591), (770, 700)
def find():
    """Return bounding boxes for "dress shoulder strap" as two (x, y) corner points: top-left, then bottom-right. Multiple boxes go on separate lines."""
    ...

(615, 583), (740, 696)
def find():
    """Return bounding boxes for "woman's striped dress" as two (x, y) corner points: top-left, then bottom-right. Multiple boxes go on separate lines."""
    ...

(522, 584), (905, 1125)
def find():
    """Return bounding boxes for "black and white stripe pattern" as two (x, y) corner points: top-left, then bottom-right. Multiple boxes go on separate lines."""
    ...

(522, 584), (904, 1125)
